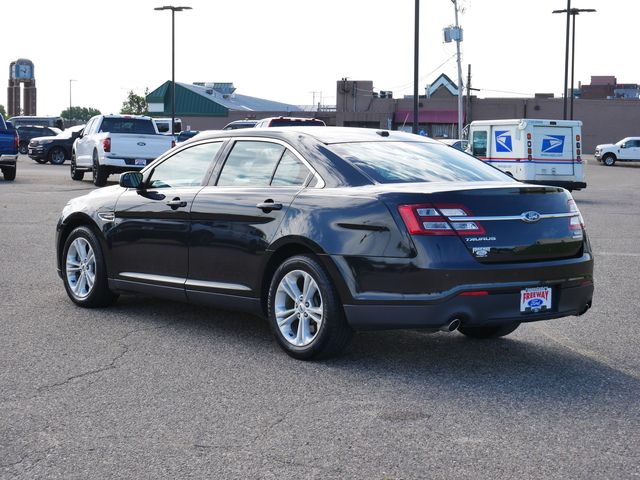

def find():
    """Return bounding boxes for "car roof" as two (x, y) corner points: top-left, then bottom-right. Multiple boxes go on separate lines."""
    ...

(193, 126), (438, 145)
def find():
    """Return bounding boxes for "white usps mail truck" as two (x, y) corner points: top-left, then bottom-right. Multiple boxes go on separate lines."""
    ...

(467, 119), (586, 191)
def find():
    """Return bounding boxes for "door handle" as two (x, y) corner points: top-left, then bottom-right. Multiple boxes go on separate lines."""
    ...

(166, 197), (188, 209)
(256, 200), (283, 212)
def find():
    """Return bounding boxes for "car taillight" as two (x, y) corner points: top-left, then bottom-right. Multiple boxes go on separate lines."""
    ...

(567, 198), (585, 231)
(398, 203), (485, 236)
(14, 133), (19, 149)
(102, 137), (111, 153)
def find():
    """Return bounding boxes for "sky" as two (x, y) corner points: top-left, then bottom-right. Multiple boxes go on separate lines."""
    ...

(1, 0), (635, 117)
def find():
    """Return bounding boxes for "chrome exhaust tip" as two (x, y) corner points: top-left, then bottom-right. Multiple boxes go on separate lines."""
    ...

(440, 318), (461, 333)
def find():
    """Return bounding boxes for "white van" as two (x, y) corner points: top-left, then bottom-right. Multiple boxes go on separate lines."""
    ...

(468, 119), (586, 190)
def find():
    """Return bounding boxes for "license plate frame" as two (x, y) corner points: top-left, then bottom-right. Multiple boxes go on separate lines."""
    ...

(520, 286), (552, 314)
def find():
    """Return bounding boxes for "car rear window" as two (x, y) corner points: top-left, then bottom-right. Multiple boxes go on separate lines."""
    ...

(328, 141), (509, 184)
(99, 118), (156, 135)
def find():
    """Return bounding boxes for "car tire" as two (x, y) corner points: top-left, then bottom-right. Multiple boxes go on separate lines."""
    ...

(602, 154), (616, 166)
(1, 166), (16, 181)
(458, 322), (521, 339)
(267, 254), (352, 360)
(70, 153), (84, 181)
(62, 226), (118, 308)
(18, 143), (28, 155)
(92, 151), (108, 187)
(48, 147), (66, 165)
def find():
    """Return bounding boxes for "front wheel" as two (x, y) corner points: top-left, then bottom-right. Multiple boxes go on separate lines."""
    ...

(18, 143), (28, 155)
(48, 146), (67, 165)
(62, 226), (117, 308)
(602, 154), (616, 166)
(458, 322), (520, 339)
(268, 254), (352, 360)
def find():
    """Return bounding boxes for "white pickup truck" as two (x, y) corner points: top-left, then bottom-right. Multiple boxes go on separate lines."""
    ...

(594, 137), (640, 166)
(71, 114), (174, 186)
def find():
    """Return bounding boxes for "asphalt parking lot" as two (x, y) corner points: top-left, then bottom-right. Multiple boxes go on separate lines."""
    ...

(1, 155), (638, 479)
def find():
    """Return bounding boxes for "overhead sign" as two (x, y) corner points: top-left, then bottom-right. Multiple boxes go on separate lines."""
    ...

(495, 130), (513, 153)
(541, 135), (565, 155)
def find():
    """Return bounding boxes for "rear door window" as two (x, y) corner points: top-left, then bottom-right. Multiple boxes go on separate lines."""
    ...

(216, 141), (285, 187)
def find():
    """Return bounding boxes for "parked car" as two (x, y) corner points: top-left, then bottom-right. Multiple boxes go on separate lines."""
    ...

(254, 117), (326, 128)
(71, 114), (175, 186)
(176, 130), (200, 143)
(153, 117), (182, 135)
(439, 138), (469, 151)
(56, 127), (593, 360)
(594, 137), (640, 166)
(0, 115), (19, 181)
(222, 120), (258, 130)
(28, 125), (85, 165)
(9, 115), (64, 130)
(16, 125), (62, 154)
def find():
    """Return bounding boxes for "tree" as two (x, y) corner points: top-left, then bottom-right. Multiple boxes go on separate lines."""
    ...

(0, 104), (6, 118)
(120, 89), (149, 115)
(60, 106), (101, 122)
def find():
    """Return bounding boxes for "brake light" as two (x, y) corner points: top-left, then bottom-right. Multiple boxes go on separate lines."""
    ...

(14, 133), (19, 149)
(102, 137), (111, 153)
(398, 204), (485, 236)
(567, 199), (585, 231)
(460, 290), (489, 296)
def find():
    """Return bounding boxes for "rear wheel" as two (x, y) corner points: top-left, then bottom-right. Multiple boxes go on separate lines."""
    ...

(1, 166), (16, 181)
(70, 153), (84, 180)
(62, 226), (118, 308)
(268, 254), (352, 360)
(458, 322), (520, 339)
(602, 154), (616, 166)
(92, 151), (108, 187)
(48, 147), (67, 165)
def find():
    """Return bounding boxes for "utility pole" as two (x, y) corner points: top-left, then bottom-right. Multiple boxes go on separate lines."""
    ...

(452, 0), (463, 139)
(465, 65), (471, 130)
(413, 0), (420, 134)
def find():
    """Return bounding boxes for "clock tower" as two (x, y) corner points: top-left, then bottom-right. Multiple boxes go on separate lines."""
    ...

(7, 58), (36, 117)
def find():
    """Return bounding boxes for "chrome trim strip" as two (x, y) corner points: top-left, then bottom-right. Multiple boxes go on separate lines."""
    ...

(185, 279), (251, 292)
(449, 212), (578, 222)
(119, 272), (185, 285)
(118, 273), (251, 292)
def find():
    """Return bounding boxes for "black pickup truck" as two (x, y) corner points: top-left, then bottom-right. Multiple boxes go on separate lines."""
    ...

(0, 115), (19, 181)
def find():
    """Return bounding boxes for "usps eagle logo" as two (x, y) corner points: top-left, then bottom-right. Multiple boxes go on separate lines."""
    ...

(541, 135), (565, 154)
(495, 130), (512, 152)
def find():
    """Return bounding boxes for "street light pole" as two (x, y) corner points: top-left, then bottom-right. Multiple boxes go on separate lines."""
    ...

(154, 5), (192, 136)
(69, 79), (76, 126)
(553, 6), (596, 120)
(553, 1), (571, 119)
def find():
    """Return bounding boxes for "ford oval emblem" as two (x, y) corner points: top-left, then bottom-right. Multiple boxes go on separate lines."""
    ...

(521, 211), (541, 223)
(137, 142), (146, 146)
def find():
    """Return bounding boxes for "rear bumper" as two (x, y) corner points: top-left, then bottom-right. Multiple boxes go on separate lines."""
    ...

(343, 282), (593, 330)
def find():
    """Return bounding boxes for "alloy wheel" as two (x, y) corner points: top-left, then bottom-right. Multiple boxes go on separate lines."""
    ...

(65, 237), (96, 298)
(275, 270), (323, 347)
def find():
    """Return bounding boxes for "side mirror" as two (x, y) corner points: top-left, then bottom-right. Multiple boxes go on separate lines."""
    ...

(621, 143), (626, 149)
(120, 171), (144, 189)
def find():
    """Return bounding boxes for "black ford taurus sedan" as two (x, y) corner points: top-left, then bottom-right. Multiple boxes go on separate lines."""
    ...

(56, 127), (594, 359)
